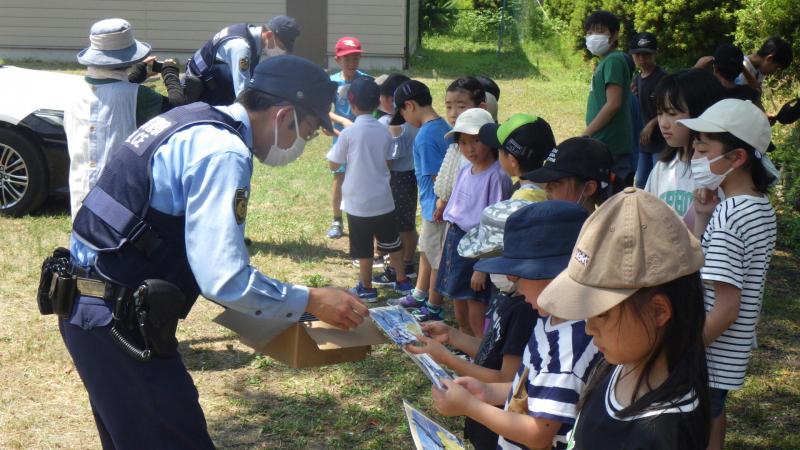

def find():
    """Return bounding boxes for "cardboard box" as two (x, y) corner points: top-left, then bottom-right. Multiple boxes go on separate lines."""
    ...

(214, 309), (388, 368)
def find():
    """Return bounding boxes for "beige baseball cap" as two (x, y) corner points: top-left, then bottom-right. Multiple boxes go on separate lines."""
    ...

(538, 187), (705, 320)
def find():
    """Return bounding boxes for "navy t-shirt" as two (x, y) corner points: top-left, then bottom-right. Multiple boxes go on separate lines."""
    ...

(634, 66), (667, 154)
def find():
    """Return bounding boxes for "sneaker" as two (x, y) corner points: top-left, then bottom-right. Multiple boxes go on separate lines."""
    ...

(404, 263), (417, 279)
(412, 305), (445, 322)
(327, 221), (343, 239)
(372, 267), (397, 286)
(387, 293), (426, 308)
(349, 282), (378, 303)
(394, 278), (413, 295)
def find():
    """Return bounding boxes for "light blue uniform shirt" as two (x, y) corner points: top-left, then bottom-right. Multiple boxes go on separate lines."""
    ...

(71, 103), (309, 322)
(217, 26), (263, 99)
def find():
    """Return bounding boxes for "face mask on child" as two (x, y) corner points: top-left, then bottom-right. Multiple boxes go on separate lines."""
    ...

(490, 274), (517, 293)
(585, 35), (611, 56)
(691, 154), (734, 190)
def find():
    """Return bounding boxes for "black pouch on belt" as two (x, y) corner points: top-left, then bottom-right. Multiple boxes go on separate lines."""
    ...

(135, 279), (187, 357)
(37, 247), (75, 317)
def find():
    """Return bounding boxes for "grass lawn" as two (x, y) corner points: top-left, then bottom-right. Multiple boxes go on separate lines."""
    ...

(1, 36), (798, 449)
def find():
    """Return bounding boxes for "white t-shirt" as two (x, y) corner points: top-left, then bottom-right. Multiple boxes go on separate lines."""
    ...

(644, 156), (695, 217)
(701, 195), (776, 390)
(326, 114), (394, 217)
(735, 56), (765, 88)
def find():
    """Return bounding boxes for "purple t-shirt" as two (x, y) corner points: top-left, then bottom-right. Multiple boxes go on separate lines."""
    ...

(443, 160), (512, 231)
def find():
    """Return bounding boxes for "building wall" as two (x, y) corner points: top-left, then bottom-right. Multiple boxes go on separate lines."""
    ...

(0, 0), (416, 69)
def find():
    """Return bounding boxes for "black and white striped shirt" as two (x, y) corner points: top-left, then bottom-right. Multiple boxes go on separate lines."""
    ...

(701, 195), (776, 390)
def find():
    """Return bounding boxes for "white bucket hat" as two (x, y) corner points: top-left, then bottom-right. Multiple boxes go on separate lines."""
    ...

(77, 18), (151, 68)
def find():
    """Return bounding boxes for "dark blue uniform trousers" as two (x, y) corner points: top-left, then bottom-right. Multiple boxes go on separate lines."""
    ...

(59, 318), (216, 449)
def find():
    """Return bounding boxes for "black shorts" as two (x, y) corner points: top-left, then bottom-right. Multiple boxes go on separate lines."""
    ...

(346, 211), (403, 259)
(390, 170), (417, 232)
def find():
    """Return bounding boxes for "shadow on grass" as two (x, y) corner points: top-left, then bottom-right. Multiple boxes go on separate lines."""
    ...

(249, 239), (349, 263)
(409, 39), (543, 80)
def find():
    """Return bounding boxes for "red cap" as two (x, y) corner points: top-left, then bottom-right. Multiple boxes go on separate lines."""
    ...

(335, 36), (362, 57)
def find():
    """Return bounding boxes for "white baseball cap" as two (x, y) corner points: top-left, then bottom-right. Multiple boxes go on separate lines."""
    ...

(678, 98), (771, 155)
(444, 108), (495, 139)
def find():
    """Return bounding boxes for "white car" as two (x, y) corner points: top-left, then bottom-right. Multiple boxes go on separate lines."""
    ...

(0, 65), (84, 216)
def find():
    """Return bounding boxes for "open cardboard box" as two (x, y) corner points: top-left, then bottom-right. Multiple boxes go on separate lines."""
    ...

(213, 309), (387, 368)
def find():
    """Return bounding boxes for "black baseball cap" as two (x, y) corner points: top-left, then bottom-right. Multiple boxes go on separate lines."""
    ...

(267, 15), (301, 52)
(389, 80), (432, 125)
(246, 55), (337, 131)
(522, 137), (613, 184)
(629, 32), (658, 54)
(478, 114), (556, 166)
(348, 76), (379, 109)
(379, 73), (411, 98)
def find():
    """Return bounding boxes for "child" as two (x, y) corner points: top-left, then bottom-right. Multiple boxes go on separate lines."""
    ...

(582, 10), (633, 186)
(325, 77), (411, 301)
(372, 74), (419, 280)
(326, 36), (369, 240)
(678, 99), (777, 450)
(475, 75), (501, 121)
(522, 136), (614, 214)
(538, 188), (710, 449)
(433, 76), (488, 220)
(409, 198), (536, 450)
(430, 201), (599, 450)
(388, 80), (452, 320)
(696, 43), (762, 107)
(479, 114), (556, 202)
(436, 108), (512, 336)
(736, 36), (794, 92)
(628, 31), (667, 188)
(645, 69), (724, 217)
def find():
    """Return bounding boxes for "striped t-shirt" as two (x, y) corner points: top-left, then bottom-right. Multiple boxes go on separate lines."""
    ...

(498, 316), (602, 450)
(701, 195), (776, 390)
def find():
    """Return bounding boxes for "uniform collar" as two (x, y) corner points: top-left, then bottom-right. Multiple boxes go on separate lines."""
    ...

(354, 114), (375, 123)
(215, 103), (253, 149)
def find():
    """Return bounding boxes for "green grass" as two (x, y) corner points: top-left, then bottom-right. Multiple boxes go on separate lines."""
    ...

(1, 35), (798, 449)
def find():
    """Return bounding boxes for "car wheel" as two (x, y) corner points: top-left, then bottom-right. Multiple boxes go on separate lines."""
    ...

(0, 127), (48, 216)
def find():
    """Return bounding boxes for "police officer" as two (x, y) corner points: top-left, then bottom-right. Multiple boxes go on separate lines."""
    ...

(186, 15), (300, 106)
(61, 55), (367, 449)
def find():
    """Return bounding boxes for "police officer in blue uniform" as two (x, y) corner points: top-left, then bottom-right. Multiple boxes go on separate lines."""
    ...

(186, 15), (300, 106)
(53, 55), (368, 449)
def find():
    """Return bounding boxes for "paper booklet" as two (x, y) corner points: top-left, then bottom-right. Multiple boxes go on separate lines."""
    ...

(369, 305), (423, 345)
(403, 399), (464, 450)
(403, 349), (453, 391)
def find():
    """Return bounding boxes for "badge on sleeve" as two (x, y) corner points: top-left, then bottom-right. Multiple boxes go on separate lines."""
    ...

(239, 56), (250, 72)
(233, 188), (249, 225)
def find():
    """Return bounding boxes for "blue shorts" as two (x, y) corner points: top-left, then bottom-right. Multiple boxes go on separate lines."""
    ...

(710, 388), (728, 418)
(436, 224), (491, 303)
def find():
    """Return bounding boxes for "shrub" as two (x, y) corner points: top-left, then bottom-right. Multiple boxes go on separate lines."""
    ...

(422, 0), (459, 32)
(450, 7), (520, 42)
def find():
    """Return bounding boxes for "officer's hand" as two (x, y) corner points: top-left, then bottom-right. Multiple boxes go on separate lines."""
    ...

(306, 287), (368, 330)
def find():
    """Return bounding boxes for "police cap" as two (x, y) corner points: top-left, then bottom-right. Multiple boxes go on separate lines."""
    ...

(246, 55), (337, 131)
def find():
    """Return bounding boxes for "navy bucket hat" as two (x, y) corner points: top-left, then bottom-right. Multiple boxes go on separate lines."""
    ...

(77, 18), (151, 68)
(475, 200), (588, 280)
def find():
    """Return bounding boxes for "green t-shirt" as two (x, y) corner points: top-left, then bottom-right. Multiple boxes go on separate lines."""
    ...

(585, 51), (632, 156)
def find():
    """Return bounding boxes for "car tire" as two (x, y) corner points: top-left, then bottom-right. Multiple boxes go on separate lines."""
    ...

(0, 127), (48, 216)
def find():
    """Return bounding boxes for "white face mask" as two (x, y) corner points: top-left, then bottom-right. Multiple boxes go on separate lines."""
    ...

(259, 108), (307, 167)
(691, 153), (734, 190)
(585, 34), (611, 56)
(490, 274), (517, 294)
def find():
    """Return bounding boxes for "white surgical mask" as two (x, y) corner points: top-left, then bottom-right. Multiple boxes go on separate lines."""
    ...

(490, 274), (517, 294)
(259, 108), (307, 167)
(691, 154), (734, 190)
(585, 34), (611, 56)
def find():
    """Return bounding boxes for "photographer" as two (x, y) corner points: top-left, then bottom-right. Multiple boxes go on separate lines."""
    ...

(64, 18), (188, 221)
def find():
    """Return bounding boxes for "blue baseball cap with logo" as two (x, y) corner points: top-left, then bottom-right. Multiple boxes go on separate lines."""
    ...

(246, 55), (337, 131)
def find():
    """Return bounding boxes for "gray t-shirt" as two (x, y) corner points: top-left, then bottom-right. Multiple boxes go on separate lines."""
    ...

(378, 114), (418, 172)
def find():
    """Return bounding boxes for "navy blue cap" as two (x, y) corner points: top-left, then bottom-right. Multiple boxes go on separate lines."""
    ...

(246, 55), (337, 131)
(267, 15), (300, 52)
(474, 201), (588, 280)
(347, 76), (379, 110)
(522, 137), (613, 184)
(390, 79), (431, 125)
